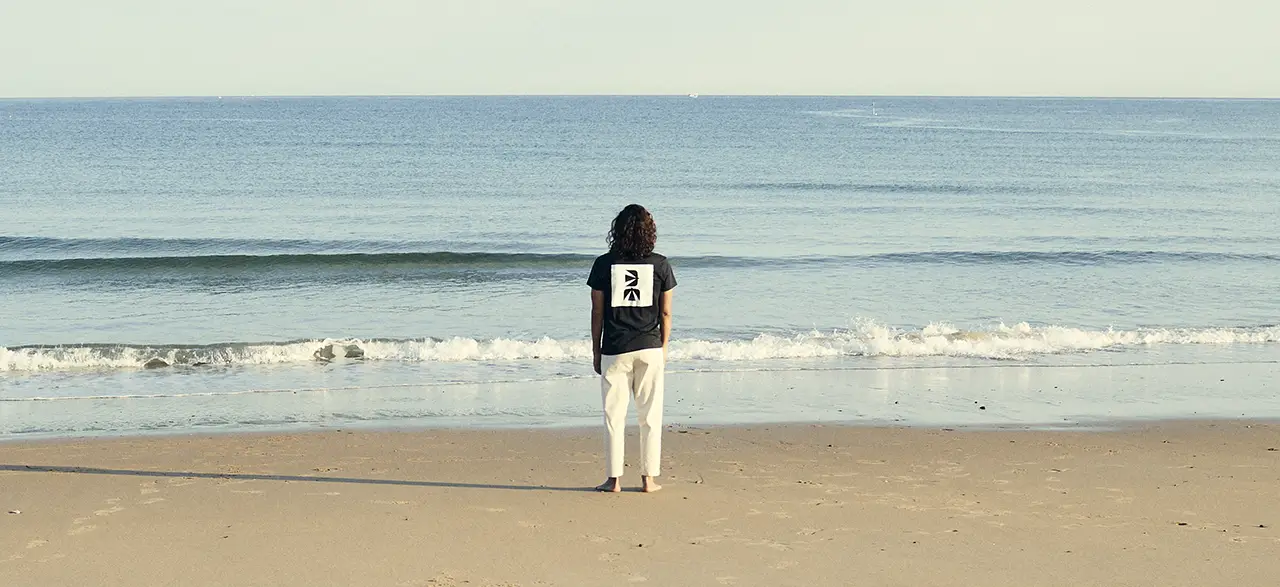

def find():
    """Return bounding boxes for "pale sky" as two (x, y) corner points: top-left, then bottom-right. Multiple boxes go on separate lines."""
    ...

(2, 0), (1278, 98)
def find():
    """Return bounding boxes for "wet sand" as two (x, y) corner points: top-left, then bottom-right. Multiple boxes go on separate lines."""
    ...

(2, 421), (1278, 586)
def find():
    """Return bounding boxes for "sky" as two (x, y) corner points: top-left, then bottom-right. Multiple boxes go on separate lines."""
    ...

(1, 0), (1278, 98)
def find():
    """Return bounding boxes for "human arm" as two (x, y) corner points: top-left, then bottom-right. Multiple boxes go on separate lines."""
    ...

(591, 289), (605, 374)
(659, 259), (677, 363)
(660, 289), (673, 362)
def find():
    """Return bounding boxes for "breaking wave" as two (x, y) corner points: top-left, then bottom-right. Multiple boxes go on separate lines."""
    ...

(3, 322), (1277, 373)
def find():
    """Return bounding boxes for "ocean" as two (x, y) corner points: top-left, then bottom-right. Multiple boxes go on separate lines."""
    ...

(2, 96), (1279, 439)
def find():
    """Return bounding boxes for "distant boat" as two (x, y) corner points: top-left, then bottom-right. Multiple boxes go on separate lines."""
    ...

(872, 103), (878, 116)
(688, 93), (699, 98)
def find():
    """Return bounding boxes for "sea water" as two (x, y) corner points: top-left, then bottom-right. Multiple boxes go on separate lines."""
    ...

(2, 97), (1279, 438)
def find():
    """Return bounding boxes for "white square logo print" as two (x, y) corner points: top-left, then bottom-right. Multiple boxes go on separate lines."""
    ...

(610, 264), (654, 307)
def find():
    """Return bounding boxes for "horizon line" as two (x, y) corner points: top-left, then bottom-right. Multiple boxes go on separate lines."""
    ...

(2, 93), (1278, 101)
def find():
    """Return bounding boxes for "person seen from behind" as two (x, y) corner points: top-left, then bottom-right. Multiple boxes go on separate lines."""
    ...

(587, 204), (676, 493)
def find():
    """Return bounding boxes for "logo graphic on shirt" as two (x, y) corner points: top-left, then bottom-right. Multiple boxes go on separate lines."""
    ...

(611, 264), (654, 308)
(623, 270), (641, 302)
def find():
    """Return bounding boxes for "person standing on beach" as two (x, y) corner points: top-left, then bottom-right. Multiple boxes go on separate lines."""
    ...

(588, 204), (677, 493)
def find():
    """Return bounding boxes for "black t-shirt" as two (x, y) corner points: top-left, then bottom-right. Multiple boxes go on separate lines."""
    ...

(587, 252), (677, 356)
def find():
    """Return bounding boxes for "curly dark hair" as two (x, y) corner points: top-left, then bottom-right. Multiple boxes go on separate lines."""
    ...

(607, 204), (657, 260)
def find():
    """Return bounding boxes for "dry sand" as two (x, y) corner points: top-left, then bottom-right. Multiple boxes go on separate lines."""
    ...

(2, 422), (1278, 586)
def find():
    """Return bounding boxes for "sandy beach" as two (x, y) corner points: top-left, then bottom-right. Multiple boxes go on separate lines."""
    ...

(2, 422), (1277, 586)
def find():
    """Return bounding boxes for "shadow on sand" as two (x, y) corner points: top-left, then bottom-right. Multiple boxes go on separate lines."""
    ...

(0, 464), (595, 493)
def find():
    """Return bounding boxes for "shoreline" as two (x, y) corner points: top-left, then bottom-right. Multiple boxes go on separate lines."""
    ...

(3, 421), (1278, 585)
(6, 414), (1280, 448)
(6, 360), (1280, 441)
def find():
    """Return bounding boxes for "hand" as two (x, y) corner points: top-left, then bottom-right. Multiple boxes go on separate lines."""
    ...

(593, 352), (602, 375)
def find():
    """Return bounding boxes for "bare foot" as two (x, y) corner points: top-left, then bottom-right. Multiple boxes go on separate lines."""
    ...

(641, 476), (662, 493)
(595, 477), (621, 493)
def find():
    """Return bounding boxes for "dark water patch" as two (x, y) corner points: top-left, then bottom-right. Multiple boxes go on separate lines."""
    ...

(3, 249), (1277, 280)
(0, 236), (494, 260)
(863, 250), (1280, 266)
(0, 251), (598, 275)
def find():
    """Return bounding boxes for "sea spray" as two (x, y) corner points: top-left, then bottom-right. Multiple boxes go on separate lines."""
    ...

(3, 323), (1277, 373)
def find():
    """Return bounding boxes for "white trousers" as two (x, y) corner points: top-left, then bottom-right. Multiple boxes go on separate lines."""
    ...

(600, 347), (665, 478)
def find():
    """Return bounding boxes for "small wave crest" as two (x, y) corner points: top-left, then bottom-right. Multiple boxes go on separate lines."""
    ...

(0, 251), (598, 273)
(3, 323), (1277, 373)
(2, 249), (1276, 277)
(728, 181), (1016, 194)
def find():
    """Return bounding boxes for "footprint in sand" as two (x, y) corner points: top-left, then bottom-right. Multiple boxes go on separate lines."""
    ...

(94, 506), (125, 517)
(26, 539), (48, 549)
(715, 577), (738, 585)
(747, 539), (791, 551)
(771, 561), (799, 570)
(141, 498), (166, 505)
(517, 520), (541, 529)
(36, 553), (67, 563)
(1232, 535), (1280, 544)
(690, 535), (727, 545)
(68, 525), (97, 536)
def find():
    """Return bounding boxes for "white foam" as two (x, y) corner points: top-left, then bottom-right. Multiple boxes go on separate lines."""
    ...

(358, 337), (595, 362)
(2, 323), (1277, 373)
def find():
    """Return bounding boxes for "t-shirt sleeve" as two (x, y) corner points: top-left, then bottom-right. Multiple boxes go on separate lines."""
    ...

(587, 257), (609, 291)
(660, 259), (677, 291)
